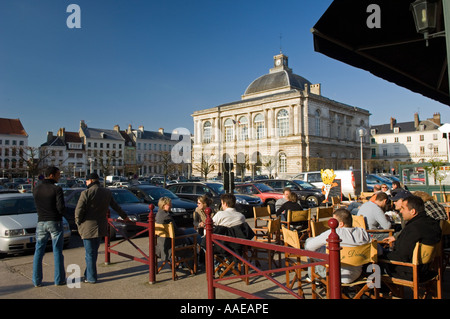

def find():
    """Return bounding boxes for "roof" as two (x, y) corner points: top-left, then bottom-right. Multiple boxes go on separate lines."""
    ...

(81, 127), (125, 141)
(244, 70), (311, 96)
(371, 120), (440, 134)
(0, 118), (28, 136)
(136, 130), (173, 141)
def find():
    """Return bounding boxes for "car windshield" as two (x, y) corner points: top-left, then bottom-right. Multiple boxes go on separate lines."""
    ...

(292, 180), (316, 190)
(254, 183), (275, 193)
(143, 187), (178, 200)
(205, 183), (225, 195)
(0, 197), (37, 216)
(111, 190), (141, 204)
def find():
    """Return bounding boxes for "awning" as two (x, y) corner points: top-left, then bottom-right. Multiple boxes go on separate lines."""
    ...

(312, 0), (449, 106)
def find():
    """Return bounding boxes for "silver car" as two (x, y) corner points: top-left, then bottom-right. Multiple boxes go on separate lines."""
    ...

(0, 193), (71, 257)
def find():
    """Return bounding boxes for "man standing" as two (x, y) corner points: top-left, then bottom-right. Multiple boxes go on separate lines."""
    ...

(381, 195), (441, 280)
(75, 173), (130, 283)
(357, 191), (391, 240)
(32, 166), (66, 287)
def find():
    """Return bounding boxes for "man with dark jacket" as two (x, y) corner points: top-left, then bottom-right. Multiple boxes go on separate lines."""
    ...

(75, 173), (130, 283)
(32, 166), (66, 287)
(381, 195), (441, 280)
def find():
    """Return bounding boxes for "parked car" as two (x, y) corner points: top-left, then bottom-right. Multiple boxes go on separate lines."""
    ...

(254, 179), (325, 207)
(234, 183), (284, 213)
(109, 182), (130, 188)
(166, 182), (262, 218)
(128, 185), (195, 227)
(64, 188), (153, 239)
(17, 184), (32, 193)
(293, 169), (363, 199)
(365, 174), (393, 191)
(0, 193), (71, 257)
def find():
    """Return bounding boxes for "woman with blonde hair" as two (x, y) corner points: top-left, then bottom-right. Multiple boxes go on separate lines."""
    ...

(194, 195), (213, 236)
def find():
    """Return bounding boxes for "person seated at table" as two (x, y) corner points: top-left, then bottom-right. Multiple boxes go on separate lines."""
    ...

(193, 195), (213, 236)
(413, 191), (448, 221)
(276, 192), (303, 222)
(380, 195), (441, 281)
(305, 208), (371, 283)
(357, 192), (391, 241)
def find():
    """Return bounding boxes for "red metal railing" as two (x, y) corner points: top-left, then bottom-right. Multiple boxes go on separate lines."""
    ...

(204, 208), (343, 299)
(104, 204), (157, 284)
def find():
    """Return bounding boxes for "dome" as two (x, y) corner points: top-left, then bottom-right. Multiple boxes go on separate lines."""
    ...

(244, 70), (311, 96)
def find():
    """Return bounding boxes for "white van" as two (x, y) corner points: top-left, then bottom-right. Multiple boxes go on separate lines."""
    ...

(106, 175), (121, 185)
(293, 170), (363, 199)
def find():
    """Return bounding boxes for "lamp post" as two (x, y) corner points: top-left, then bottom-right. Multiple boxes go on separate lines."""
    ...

(359, 128), (365, 193)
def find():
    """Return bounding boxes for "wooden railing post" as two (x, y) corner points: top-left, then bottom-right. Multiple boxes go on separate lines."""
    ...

(104, 209), (111, 265)
(204, 207), (215, 299)
(148, 204), (156, 284)
(327, 217), (342, 299)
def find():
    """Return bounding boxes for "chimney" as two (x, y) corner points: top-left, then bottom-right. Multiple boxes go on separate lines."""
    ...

(431, 113), (441, 125)
(47, 131), (54, 143)
(139, 125), (144, 132)
(159, 128), (164, 135)
(113, 125), (120, 132)
(414, 113), (420, 128)
(80, 120), (87, 129)
(57, 127), (65, 139)
(390, 117), (396, 130)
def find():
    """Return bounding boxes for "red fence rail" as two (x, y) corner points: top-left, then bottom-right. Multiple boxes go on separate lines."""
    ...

(104, 204), (157, 284)
(204, 208), (343, 299)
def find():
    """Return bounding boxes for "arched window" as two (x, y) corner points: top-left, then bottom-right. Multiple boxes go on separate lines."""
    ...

(254, 113), (265, 139)
(278, 152), (287, 174)
(203, 121), (212, 144)
(238, 116), (248, 140)
(315, 109), (321, 136)
(277, 109), (289, 137)
(224, 119), (234, 142)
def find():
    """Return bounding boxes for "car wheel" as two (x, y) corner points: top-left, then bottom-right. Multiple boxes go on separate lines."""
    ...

(306, 196), (319, 207)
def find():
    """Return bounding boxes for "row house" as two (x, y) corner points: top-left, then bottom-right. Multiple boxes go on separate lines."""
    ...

(40, 128), (85, 176)
(370, 113), (448, 171)
(0, 118), (28, 176)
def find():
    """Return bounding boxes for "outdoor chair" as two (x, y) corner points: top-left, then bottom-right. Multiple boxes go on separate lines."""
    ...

(311, 240), (379, 299)
(378, 241), (442, 299)
(252, 206), (273, 239)
(249, 217), (282, 270)
(311, 219), (330, 237)
(282, 209), (312, 245)
(315, 206), (334, 222)
(154, 222), (198, 280)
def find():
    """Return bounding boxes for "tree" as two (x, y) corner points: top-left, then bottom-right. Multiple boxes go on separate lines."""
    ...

(13, 146), (51, 190)
(424, 159), (447, 200)
(193, 153), (216, 180)
(156, 151), (175, 187)
(262, 155), (277, 178)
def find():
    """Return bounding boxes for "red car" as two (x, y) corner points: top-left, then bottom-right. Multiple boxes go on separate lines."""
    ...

(234, 183), (284, 213)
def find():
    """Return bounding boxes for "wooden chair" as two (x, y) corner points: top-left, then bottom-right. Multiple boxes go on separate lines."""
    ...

(315, 206), (334, 222)
(282, 227), (309, 298)
(249, 218), (282, 270)
(282, 209), (312, 244)
(352, 215), (395, 246)
(154, 222), (198, 280)
(379, 241), (442, 299)
(252, 206), (273, 239)
(359, 192), (375, 203)
(311, 240), (379, 299)
(311, 220), (330, 237)
(331, 196), (347, 208)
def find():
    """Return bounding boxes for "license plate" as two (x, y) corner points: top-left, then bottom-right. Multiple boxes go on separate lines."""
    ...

(29, 236), (35, 243)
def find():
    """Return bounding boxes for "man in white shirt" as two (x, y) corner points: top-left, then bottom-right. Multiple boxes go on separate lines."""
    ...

(305, 208), (371, 283)
(212, 193), (246, 227)
(357, 192), (391, 240)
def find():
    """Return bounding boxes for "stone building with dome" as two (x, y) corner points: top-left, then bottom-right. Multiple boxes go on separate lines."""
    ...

(191, 53), (371, 178)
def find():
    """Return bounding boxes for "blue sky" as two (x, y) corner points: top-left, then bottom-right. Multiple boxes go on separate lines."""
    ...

(1, 0), (449, 147)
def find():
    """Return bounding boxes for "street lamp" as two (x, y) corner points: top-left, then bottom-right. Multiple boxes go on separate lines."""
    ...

(359, 128), (365, 193)
(410, 0), (443, 46)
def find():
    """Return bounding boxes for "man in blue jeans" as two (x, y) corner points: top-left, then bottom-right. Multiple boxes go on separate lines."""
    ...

(32, 166), (66, 287)
(75, 173), (130, 283)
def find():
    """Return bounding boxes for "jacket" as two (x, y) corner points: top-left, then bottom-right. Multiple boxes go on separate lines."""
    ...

(75, 182), (128, 239)
(383, 211), (442, 280)
(33, 179), (65, 222)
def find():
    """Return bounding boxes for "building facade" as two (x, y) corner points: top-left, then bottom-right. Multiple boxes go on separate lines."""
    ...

(370, 113), (448, 171)
(191, 53), (371, 178)
(0, 118), (28, 177)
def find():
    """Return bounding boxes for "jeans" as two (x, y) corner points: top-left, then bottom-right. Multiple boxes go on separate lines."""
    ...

(32, 221), (65, 286)
(83, 237), (101, 283)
